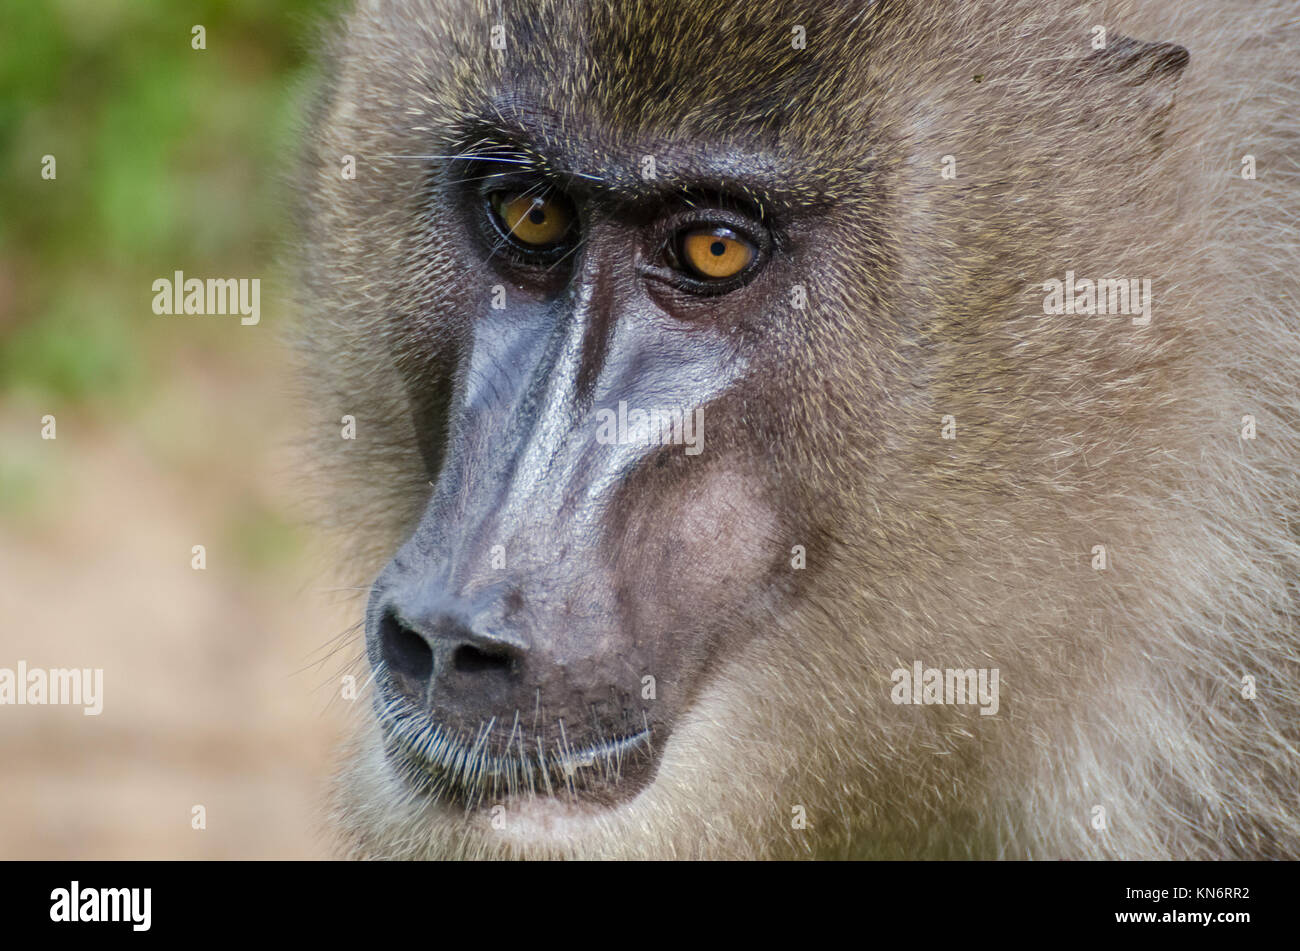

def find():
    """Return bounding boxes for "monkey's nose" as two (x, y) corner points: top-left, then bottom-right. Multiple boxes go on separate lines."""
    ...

(374, 600), (525, 713)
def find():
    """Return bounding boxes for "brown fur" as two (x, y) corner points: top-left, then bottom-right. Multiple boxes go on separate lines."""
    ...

(295, 0), (1300, 858)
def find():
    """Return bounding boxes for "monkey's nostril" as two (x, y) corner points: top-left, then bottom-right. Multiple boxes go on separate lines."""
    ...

(378, 610), (433, 696)
(452, 644), (512, 675)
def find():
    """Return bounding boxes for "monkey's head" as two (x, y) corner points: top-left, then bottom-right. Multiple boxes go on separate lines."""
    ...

(299, 0), (1200, 858)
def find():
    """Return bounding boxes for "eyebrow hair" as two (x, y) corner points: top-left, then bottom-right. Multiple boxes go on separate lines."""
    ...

(439, 103), (848, 216)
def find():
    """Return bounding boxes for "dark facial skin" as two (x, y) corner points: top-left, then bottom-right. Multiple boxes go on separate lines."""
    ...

(363, 114), (817, 806)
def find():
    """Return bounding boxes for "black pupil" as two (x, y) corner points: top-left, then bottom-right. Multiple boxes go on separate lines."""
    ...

(528, 206), (546, 225)
(710, 240), (726, 256)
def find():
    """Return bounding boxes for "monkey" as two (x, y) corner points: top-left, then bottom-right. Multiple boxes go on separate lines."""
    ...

(292, 0), (1300, 859)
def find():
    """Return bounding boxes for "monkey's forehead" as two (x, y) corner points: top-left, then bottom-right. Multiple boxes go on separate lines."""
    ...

(510, 0), (886, 134)
(338, 1), (916, 179)
(334, 0), (1126, 200)
(417, 0), (896, 189)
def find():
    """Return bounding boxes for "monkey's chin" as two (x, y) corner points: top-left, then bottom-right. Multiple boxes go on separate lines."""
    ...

(375, 708), (660, 810)
(460, 784), (651, 850)
(335, 715), (668, 859)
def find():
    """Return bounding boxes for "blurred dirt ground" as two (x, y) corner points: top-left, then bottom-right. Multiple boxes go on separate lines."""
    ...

(0, 335), (360, 859)
(0, 0), (359, 859)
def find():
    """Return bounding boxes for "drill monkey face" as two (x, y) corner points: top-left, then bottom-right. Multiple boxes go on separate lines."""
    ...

(338, 0), (908, 829)
(301, 0), (1251, 860)
(364, 65), (832, 813)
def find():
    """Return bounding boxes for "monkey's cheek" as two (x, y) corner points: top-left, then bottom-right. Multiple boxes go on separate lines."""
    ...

(629, 463), (781, 610)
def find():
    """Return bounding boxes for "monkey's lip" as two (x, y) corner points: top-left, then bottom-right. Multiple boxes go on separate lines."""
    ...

(377, 708), (657, 806)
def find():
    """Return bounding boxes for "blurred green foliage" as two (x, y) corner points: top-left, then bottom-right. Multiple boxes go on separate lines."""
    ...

(0, 0), (344, 405)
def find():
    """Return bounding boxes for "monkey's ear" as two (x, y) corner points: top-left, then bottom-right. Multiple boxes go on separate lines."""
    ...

(1080, 36), (1190, 138)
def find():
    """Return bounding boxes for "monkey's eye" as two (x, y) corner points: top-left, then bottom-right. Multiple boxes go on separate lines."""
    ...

(488, 190), (575, 249)
(674, 227), (756, 280)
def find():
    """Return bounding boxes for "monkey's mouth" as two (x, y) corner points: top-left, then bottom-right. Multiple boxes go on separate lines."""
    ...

(376, 704), (657, 807)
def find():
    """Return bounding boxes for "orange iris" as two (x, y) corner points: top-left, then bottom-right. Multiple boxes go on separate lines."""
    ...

(491, 192), (573, 247)
(680, 228), (754, 279)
